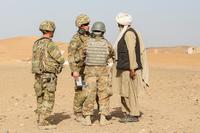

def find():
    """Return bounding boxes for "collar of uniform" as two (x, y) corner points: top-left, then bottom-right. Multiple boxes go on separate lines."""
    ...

(41, 36), (52, 41)
(93, 36), (104, 41)
(35, 37), (52, 43)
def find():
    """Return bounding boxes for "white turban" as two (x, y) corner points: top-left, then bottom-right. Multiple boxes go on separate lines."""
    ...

(116, 12), (133, 26)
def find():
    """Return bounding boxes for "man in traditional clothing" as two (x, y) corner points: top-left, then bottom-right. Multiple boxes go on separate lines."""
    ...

(113, 12), (149, 123)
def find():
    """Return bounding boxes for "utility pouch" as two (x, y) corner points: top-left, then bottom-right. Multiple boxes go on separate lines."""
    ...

(42, 73), (57, 92)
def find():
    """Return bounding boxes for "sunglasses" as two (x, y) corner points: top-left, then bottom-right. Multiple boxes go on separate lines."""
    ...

(82, 23), (90, 26)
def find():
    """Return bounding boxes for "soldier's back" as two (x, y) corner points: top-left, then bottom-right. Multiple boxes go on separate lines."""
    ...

(32, 37), (51, 74)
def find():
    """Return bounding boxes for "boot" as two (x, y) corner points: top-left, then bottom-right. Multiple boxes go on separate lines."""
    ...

(127, 115), (139, 122)
(119, 112), (128, 123)
(119, 113), (139, 123)
(38, 114), (48, 126)
(81, 115), (92, 126)
(74, 113), (84, 122)
(100, 115), (112, 126)
(38, 114), (56, 130)
(34, 109), (40, 124)
(36, 113), (40, 124)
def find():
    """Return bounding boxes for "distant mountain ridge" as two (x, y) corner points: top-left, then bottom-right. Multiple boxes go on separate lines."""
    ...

(0, 36), (68, 62)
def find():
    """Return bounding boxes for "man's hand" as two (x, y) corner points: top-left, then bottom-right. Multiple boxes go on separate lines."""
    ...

(130, 69), (136, 79)
(72, 71), (80, 79)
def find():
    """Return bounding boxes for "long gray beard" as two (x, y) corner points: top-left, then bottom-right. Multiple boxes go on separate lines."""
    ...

(114, 25), (129, 60)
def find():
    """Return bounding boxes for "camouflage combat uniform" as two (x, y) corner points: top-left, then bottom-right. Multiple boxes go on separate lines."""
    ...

(83, 36), (115, 116)
(68, 32), (90, 115)
(32, 37), (65, 120)
(68, 14), (91, 117)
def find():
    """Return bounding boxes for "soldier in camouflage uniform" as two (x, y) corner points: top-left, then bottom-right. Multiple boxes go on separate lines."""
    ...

(68, 14), (90, 122)
(32, 20), (65, 127)
(82, 21), (115, 126)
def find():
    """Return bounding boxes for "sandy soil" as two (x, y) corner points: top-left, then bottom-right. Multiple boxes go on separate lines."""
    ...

(0, 37), (200, 133)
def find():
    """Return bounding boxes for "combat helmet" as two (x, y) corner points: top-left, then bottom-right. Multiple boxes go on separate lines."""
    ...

(91, 21), (106, 33)
(39, 20), (56, 32)
(75, 14), (90, 27)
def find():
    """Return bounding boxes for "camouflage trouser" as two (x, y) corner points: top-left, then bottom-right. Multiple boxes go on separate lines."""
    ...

(73, 80), (96, 116)
(73, 74), (85, 115)
(83, 75), (111, 116)
(34, 73), (57, 117)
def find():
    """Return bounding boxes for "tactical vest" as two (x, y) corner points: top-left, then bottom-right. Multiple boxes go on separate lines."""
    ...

(117, 28), (142, 70)
(85, 38), (109, 66)
(32, 37), (60, 74)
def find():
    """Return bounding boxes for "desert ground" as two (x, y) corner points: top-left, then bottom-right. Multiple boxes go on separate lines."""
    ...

(0, 37), (200, 133)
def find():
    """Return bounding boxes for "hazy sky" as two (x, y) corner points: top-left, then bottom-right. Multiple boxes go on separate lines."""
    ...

(0, 0), (199, 47)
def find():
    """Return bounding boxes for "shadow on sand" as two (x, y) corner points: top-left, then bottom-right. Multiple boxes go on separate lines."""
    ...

(47, 112), (71, 125)
(110, 107), (144, 119)
(110, 107), (124, 119)
(91, 107), (124, 122)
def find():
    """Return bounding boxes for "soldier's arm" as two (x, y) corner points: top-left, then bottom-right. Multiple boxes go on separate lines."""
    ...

(48, 42), (65, 65)
(107, 42), (115, 61)
(68, 36), (80, 73)
(124, 31), (138, 70)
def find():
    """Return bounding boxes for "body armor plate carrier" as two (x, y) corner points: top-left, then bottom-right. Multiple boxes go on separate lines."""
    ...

(86, 38), (109, 66)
